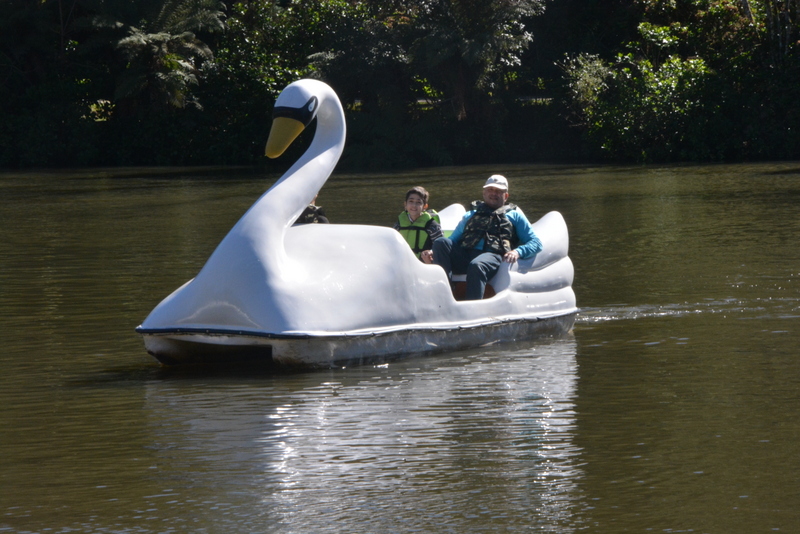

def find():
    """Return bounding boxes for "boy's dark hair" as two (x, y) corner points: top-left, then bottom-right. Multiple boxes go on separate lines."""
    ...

(405, 186), (429, 205)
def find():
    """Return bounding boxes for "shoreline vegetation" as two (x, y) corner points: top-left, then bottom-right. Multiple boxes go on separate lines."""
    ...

(3, 1), (800, 171)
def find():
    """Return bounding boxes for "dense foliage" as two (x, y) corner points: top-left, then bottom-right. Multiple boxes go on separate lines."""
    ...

(563, 0), (800, 162)
(2, 0), (800, 169)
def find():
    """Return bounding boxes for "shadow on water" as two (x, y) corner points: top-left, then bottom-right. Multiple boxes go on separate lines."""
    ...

(68, 358), (311, 386)
(86, 332), (580, 385)
(766, 166), (800, 175)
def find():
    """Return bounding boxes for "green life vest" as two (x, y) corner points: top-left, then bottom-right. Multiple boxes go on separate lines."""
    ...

(397, 210), (439, 258)
(460, 202), (518, 254)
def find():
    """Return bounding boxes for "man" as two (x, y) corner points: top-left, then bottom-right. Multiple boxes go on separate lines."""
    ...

(432, 174), (542, 300)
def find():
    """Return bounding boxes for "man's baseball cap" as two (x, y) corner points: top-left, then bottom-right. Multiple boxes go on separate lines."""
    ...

(483, 174), (508, 191)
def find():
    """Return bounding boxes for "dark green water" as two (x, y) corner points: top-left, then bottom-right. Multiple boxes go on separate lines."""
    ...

(1, 163), (798, 533)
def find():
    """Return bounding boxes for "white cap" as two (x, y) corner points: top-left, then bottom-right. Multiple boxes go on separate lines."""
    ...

(483, 174), (508, 191)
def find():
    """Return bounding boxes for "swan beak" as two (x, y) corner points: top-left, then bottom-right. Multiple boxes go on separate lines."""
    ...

(265, 117), (306, 158)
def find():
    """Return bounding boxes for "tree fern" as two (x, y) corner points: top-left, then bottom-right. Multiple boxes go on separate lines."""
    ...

(114, 0), (225, 111)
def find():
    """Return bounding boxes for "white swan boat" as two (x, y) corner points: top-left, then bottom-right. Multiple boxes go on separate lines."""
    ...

(135, 79), (578, 368)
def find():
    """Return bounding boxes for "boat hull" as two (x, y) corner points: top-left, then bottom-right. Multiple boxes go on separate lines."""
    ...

(137, 312), (577, 368)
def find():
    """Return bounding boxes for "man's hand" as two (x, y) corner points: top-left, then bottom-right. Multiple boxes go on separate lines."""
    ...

(421, 250), (434, 264)
(503, 249), (520, 264)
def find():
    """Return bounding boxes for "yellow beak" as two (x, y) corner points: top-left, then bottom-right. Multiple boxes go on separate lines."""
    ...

(265, 117), (306, 159)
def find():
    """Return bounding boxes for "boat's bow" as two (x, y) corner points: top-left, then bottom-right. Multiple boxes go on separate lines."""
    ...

(138, 79), (347, 336)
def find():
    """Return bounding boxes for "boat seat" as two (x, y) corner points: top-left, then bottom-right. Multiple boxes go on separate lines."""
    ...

(450, 274), (495, 301)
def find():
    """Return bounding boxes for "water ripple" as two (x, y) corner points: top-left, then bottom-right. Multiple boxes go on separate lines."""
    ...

(575, 295), (799, 324)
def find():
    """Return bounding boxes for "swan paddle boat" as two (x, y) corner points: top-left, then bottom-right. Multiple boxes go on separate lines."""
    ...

(135, 79), (578, 368)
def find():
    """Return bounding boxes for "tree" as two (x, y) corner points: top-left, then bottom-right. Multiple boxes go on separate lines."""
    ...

(758, 0), (800, 65)
(0, 0), (114, 166)
(309, 0), (553, 168)
(561, 0), (796, 162)
(109, 0), (226, 113)
(405, 0), (544, 121)
(565, 51), (712, 161)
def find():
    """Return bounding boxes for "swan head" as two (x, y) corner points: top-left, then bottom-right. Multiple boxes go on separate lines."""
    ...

(265, 85), (319, 158)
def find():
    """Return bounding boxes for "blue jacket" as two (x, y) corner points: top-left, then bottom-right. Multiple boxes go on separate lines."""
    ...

(449, 206), (542, 259)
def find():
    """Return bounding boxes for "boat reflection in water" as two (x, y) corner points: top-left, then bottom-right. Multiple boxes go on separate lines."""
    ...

(143, 336), (583, 532)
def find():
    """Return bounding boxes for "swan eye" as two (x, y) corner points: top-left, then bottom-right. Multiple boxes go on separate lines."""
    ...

(272, 96), (318, 127)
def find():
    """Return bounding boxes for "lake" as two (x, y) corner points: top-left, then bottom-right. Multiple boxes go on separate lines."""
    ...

(1, 162), (799, 533)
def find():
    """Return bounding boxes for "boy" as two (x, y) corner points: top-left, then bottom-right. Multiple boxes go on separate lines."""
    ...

(393, 186), (443, 264)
